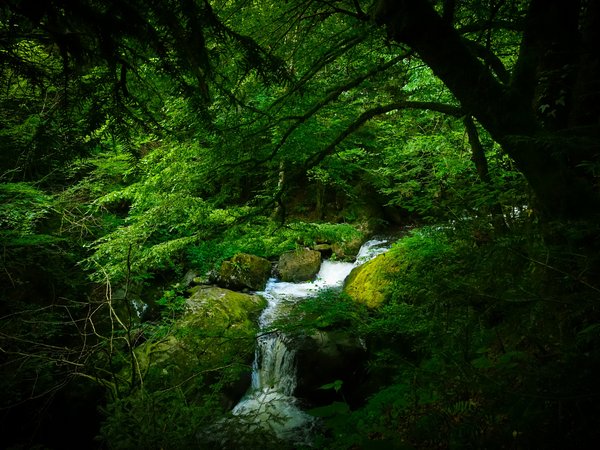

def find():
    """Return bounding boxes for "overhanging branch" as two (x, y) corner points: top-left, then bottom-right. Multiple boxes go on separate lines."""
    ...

(270, 31), (367, 111)
(373, 0), (521, 138)
(463, 39), (509, 84)
(303, 101), (463, 169)
(257, 52), (409, 165)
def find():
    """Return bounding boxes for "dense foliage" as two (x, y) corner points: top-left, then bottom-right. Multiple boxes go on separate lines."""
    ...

(291, 223), (600, 448)
(1, 0), (599, 448)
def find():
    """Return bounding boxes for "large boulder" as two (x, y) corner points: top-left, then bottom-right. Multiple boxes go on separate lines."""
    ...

(277, 248), (322, 282)
(295, 330), (368, 406)
(183, 285), (267, 322)
(217, 253), (272, 291)
(344, 252), (402, 308)
(133, 286), (267, 408)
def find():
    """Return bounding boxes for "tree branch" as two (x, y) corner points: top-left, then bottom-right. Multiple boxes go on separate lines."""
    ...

(463, 116), (491, 183)
(510, 0), (580, 130)
(303, 101), (463, 169)
(457, 19), (524, 34)
(462, 39), (509, 84)
(270, 31), (367, 111)
(256, 52), (409, 166)
(373, 0), (532, 139)
(352, 0), (368, 19)
(212, 50), (410, 175)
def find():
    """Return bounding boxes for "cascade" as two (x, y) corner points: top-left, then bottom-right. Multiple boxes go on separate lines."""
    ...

(229, 239), (391, 443)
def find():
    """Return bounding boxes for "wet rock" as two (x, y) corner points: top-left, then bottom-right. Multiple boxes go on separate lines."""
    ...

(331, 236), (363, 260)
(313, 243), (333, 258)
(295, 330), (367, 406)
(217, 253), (272, 291)
(131, 286), (267, 408)
(344, 252), (401, 308)
(277, 249), (321, 282)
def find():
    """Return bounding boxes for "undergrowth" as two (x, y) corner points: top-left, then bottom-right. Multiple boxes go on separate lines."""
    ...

(293, 221), (600, 449)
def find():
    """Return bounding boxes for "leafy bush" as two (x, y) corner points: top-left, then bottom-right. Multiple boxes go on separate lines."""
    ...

(0, 182), (53, 236)
(156, 286), (187, 320)
(99, 389), (223, 450)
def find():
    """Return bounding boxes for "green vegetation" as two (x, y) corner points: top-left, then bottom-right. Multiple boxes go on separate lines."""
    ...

(1, 1), (599, 449)
(290, 224), (600, 448)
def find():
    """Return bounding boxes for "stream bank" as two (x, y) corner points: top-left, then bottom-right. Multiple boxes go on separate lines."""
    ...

(200, 238), (392, 447)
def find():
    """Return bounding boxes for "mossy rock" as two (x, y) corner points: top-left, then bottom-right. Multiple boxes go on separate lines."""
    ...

(344, 252), (402, 308)
(277, 248), (321, 282)
(184, 285), (266, 326)
(217, 253), (272, 291)
(132, 287), (267, 403)
(331, 236), (363, 260)
(313, 243), (333, 258)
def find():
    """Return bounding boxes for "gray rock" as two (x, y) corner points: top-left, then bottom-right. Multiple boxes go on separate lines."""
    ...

(277, 248), (321, 282)
(217, 253), (272, 291)
(182, 269), (198, 287)
(331, 236), (363, 260)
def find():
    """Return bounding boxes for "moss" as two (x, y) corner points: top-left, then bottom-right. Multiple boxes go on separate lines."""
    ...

(278, 248), (322, 282)
(344, 252), (402, 308)
(132, 287), (267, 392)
(218, 253), (272, 291)
(185, 285), (266, 322)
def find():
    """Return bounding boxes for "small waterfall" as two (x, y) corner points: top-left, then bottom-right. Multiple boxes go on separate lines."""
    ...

(251, 334), (297, 395)
(354, 238), (389, 264)
(229, 238), (391, 443)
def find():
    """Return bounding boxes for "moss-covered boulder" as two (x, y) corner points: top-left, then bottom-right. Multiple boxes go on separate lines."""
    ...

(183, 285), (266, 324)
(344, 252), (402, 308)
(331, 236), (363, 260)
(217, 253), (272, 291)
(277, 248), (322, 282)
(133, 286), (266, 408)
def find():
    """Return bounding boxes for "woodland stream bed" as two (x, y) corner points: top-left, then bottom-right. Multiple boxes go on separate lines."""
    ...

(204, 239), (391, 447)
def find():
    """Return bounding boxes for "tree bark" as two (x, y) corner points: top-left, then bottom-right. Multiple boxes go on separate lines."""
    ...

(373, 0), (600, 220)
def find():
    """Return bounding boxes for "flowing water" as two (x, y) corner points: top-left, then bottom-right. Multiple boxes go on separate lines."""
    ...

(221, 239), (391, 444)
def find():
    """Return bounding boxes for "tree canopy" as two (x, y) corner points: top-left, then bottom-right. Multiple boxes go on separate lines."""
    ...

(1, 1), (600, 448)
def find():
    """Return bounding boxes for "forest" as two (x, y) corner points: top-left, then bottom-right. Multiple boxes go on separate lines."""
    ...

(1, 0), (600, 448)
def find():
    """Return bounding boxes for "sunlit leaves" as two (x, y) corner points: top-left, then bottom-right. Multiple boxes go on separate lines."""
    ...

(0, 182), (53, 237)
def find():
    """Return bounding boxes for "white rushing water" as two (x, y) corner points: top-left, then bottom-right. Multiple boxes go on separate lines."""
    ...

(229, 238), (391, 443)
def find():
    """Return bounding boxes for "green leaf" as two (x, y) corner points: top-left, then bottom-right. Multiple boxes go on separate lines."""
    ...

(319, 379), (344, 393)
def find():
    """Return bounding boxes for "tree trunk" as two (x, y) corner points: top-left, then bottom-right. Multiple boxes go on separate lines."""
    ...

(374, 0), (600, 220)
(315, 179), (325, 220)
(463, 116), (507, 231)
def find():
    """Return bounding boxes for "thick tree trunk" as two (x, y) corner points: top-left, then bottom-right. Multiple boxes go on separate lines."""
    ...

(570, 0), (600, 127)
(374, 0), (600, 220)
(502, 134), (599, 218)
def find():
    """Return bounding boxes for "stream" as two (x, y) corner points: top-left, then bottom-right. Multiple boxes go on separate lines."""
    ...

(227, 238), (391, 444)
